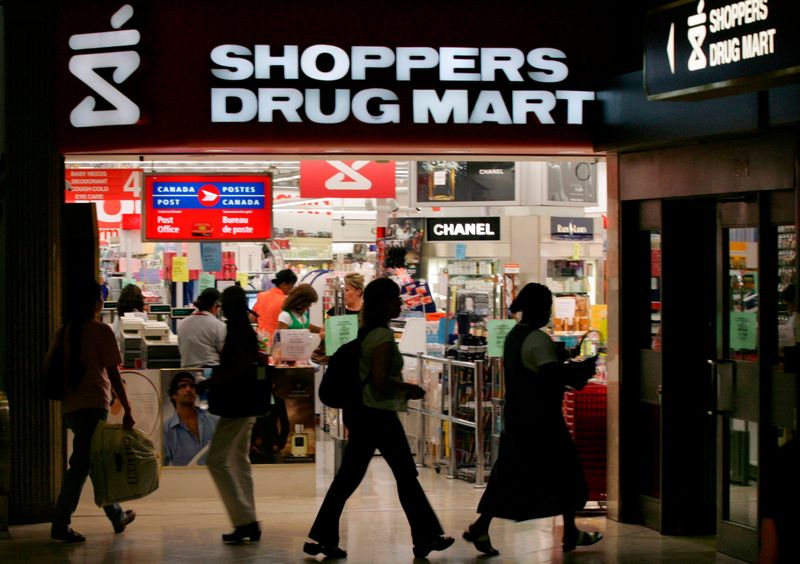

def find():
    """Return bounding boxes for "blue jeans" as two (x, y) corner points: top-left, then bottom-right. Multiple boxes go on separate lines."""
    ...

(52, 408), (124, 529)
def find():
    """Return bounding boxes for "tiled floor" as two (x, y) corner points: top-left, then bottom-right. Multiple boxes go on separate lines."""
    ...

(1, 433), (746, 563)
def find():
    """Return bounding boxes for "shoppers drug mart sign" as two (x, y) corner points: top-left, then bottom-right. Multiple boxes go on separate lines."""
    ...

(143, 174), (272, 241)
(56, 2), (606, 154)
(211, 45), (594, 125)
(645, 0), (800, 100)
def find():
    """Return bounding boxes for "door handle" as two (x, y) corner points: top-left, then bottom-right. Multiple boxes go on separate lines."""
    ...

(708, 359), (736, 415)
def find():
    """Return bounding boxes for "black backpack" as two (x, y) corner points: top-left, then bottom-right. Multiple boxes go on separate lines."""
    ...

(318, 337), (365, 409)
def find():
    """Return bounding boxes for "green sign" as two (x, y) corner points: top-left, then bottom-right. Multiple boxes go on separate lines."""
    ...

(487, 319), (516, 357)
(730, 311), (758, 351)
(325, 315), (359, 355)
(199, 272), (216, 292)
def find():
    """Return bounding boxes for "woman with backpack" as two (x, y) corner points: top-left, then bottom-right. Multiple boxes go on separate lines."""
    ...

(304, 277), (454, 559)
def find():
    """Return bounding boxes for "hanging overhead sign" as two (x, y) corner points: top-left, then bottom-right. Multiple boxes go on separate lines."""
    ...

(65, 169), (142, 202)
(143, 174), (272, 241)
(426, 217), (501, 241)
(300, 161), (396, 198)
(644, 0), (800, 100)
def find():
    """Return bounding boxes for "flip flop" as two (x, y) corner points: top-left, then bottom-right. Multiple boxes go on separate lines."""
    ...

(463, 529), (500, 556)
(563, 530), (603, 552)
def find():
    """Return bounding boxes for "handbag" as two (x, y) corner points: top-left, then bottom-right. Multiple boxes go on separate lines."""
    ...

(42, 327), (66, 401)
(207, 362), (274, 418)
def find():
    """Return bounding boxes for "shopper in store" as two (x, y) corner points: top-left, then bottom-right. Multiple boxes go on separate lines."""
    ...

(206, 285), (262, 543)
(163, 371), (219, 466)
(114, 283), (149, 349)
(326, 272), (365, 318)
(304, 277), (454, 559)
(48, 280), (137, 542)
(251, 269), (297, 342)
(463, 282), (601, 556)
(277, 283), (324, 334)
(177, 287), (226, 368)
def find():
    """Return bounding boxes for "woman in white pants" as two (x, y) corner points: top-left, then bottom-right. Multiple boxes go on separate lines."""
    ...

(207, 285), (261, 542)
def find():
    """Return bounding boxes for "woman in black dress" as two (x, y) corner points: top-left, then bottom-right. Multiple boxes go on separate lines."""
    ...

(464, 283), (602, 555)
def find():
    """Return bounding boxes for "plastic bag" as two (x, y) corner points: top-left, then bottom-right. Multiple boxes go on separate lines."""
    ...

(90, 421), (160, 507)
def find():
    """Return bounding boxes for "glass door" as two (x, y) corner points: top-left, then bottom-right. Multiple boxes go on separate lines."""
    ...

(712, 192), (795, 562)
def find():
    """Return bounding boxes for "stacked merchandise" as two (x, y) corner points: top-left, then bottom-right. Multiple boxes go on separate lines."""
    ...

(562, 382), (607, 510)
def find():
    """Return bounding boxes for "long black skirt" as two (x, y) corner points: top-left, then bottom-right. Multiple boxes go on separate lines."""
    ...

(477, 422), (588, 521)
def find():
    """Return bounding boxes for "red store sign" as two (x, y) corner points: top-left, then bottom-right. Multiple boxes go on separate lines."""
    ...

(300, 161), (396, 198)
(65, 169), (142, 202)
(144, 174), (272, 241)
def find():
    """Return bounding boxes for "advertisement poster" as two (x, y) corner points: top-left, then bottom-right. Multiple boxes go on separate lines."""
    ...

(144, 174), (272, 241)
(401, 280), (436, 313)
(546, 161), (597, 204)
(106, 369), (163, 458)
(415, 161), (516, 205)
(385, 218), (424, 276)
(264, 367), (316, 464)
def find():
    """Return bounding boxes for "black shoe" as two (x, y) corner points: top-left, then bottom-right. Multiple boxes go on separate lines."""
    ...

(413, 535), (455, 558)
(222, 521), (261, 543)
(51, 526), (86, 543)
(113, 510), (136, 534)
(463, 527), (500, 556)
(303, 541), (347, 558)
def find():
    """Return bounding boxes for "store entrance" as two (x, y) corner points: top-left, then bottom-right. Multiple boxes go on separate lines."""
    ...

(623, 191), (796, 562)
(711, 192), (795, 562)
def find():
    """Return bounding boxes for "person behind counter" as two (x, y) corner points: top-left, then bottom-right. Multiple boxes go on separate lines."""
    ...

(251, 269), (297, 342)
(113, 283), (148, 350)
(278, 283), (324, 334)
(326, 272), (364, 318)
(177, 287), (226, 368)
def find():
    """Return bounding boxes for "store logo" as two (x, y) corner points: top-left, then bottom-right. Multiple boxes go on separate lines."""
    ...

(687, 0), (708, 71)
(69, 4), (141, 127)
(324, 161), (372, 190)
(198, 185), (220, 206)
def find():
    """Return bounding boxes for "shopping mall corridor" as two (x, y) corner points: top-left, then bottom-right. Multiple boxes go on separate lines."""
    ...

(0, 432), (744, 564)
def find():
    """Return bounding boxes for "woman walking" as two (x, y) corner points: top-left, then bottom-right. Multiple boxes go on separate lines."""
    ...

(464, 283), (602, 555)
(49, 281), (136, 542)
(304, 277), (453, 559)
(206, 285), (262, 543)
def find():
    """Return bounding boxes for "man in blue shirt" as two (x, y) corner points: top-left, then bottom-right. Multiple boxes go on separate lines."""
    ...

(163, 371), (218, 465)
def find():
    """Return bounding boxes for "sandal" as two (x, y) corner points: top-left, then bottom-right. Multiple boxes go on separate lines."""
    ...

(463, 528), (500, 556)
(562, 530), (603, 552)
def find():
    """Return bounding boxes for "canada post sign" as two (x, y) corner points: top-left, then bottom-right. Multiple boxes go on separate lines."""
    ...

(144, 174), (271, 241)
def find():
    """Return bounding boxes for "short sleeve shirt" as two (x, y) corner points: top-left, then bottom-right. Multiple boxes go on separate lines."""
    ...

(360, 326), (406, 412)
(62, 320), (123, 414)
(177, 311), (227, 367)
(520, 329), (559, 373)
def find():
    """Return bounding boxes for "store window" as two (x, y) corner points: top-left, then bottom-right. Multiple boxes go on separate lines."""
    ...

(650, 232), (662, 351)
